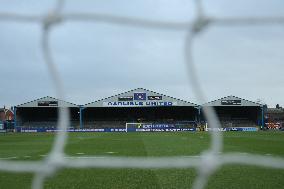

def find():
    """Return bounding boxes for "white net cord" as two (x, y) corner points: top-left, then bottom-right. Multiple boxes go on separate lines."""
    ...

(0, 1), (284, 189)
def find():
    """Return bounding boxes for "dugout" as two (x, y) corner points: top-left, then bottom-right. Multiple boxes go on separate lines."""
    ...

(14, 96), (80, 129)
(201, 96), (264, 128)
(81, 88), (198, 129)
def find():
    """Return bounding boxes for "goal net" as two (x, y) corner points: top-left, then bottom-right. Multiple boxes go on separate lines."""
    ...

(0, 1), (284, 189)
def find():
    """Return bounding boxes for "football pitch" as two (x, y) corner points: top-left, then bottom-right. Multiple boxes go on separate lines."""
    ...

(0, 132), (284, 189)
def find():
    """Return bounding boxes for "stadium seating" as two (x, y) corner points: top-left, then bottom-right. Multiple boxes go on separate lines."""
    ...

(21, 121), (80, 129)
(83, 121), (125, 129)
(83, 120), (197, 129)
(220, 120), (257, 127)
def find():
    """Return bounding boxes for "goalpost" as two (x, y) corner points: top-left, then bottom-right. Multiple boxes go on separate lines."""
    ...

(125, 122), (197, 132)
(125, 122), (153, 132)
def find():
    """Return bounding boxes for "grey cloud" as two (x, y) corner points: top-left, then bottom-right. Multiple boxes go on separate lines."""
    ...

(0, 0), (283, 108)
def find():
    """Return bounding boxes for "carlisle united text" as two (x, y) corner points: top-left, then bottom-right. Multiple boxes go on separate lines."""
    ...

(104, 101), (174, 107)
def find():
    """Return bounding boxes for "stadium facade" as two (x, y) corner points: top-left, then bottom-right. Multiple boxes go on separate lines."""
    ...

(14, 96), (80, 130)
(12, 88), (265, 132)
(202, 96), (264, 131)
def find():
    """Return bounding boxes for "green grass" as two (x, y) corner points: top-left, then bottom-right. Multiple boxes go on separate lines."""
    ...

(0, 132), (284, 188)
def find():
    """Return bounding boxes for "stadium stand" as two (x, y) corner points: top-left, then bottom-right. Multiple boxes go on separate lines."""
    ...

(82, 88), (199, 129)
(15, 96), (80, 130)
(12, 91), (267, 131)
(202, 95), (264, 129)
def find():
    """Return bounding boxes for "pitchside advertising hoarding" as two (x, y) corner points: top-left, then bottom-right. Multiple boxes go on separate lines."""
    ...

(104, 92), (177, 107)
(206, 127), (258, 131)
(17, 128), (196, 132)
(17, 127), (259, 132)
(17, 123), (196, 132)
(126, 123), (195, 132)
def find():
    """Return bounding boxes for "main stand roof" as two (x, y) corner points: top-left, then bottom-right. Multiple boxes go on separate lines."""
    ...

(85, 88), (197, 108)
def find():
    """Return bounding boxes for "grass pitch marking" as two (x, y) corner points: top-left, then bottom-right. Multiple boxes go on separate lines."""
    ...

(105, 152), (117, 154)
(76, 153), (85, 155)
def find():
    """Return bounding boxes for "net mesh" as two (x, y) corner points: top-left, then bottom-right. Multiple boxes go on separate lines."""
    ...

(1, 0), (284, 189)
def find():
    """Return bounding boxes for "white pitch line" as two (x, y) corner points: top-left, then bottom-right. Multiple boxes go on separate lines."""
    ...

(76, 153), (85, 155)
(105, 152), (117, 154)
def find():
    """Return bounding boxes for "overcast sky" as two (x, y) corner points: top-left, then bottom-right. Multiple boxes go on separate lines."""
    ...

(0, 0), (284, 108)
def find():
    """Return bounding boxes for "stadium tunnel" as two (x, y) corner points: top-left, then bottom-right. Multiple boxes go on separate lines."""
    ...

(201, 96), (264, 129)
(14, 96), (80, 130)
(81, 88), (199, 129)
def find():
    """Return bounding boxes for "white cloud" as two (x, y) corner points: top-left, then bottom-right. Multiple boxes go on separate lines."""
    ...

(0, 0), (283, 107)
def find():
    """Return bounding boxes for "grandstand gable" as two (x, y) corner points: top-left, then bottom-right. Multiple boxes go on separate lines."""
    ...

(203, 95), (263, 107)
(16, 96), (78, 108)
(85, 88), (197, 107)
